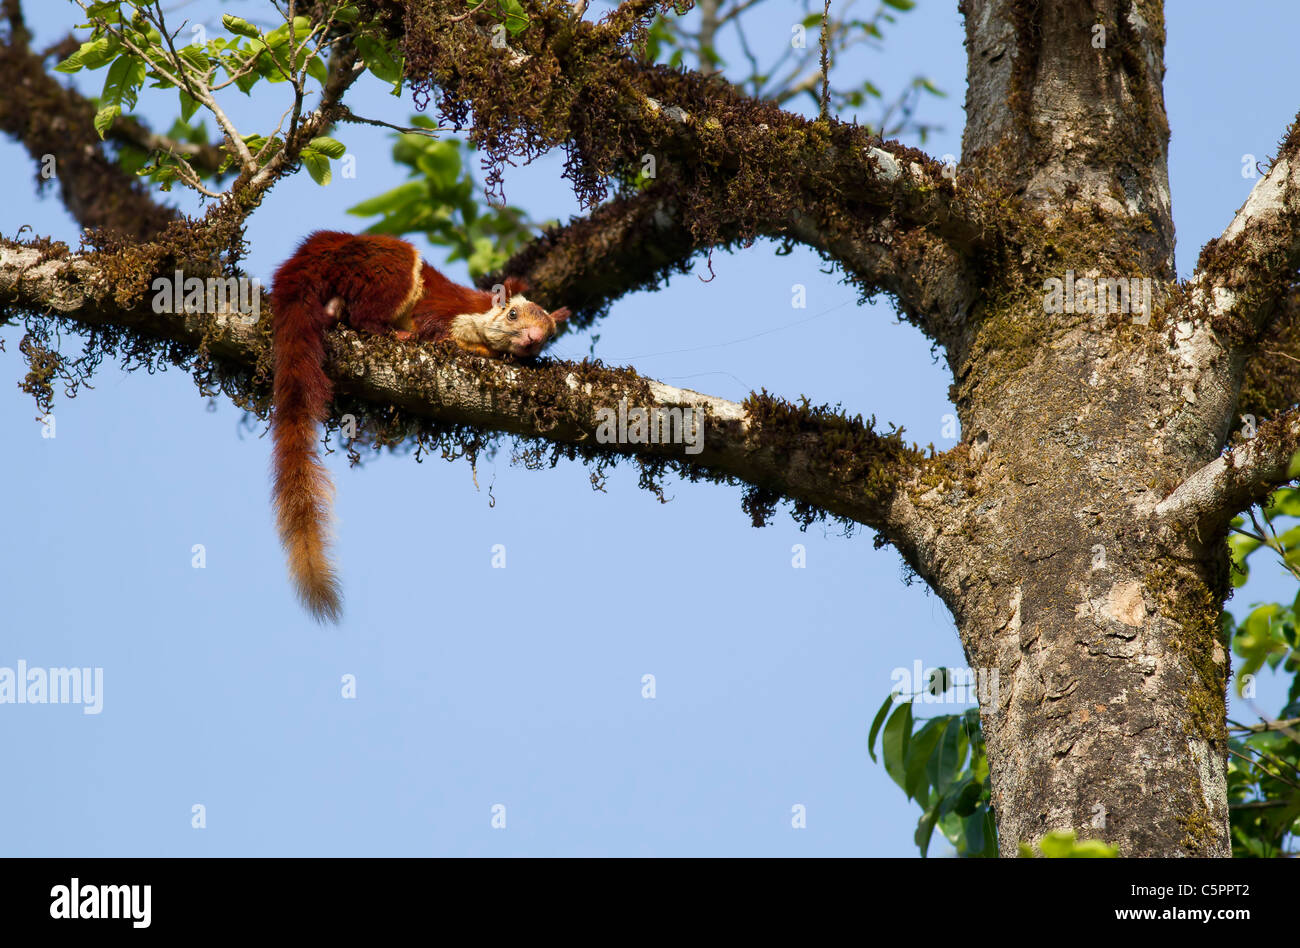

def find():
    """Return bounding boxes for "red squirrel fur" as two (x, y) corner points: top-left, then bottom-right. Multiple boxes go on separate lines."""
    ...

(269, 230), (569, 622)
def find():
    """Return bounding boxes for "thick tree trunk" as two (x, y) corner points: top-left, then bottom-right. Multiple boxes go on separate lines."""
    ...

(917, 316), (1234, 854)
(913, 0), (1233, 855)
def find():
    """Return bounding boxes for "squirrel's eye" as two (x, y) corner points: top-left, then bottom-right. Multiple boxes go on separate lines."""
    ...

(507, 308), (518, 321)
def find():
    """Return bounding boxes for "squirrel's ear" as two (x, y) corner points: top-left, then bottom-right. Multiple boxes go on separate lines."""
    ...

(549, 306), (572, 323)
(503, 275), (530, 297)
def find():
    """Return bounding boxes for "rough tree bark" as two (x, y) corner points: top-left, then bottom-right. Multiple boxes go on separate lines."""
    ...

(4, 0), (1300, 856)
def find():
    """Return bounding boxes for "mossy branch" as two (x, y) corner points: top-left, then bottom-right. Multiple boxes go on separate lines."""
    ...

(382, 0), (990, 348)
(1190, 110), (1300, 346)
(0, 237), (938, 554)
(486, 178), (978, 345)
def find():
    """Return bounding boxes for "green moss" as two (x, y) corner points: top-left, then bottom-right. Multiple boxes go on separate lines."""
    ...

(17, 331), (63, 415)
(907, 442), (975, 501)
(740, 389), (924, 529)
(1145, 560), (1229, 747)
(1176, 797), (1216, 856)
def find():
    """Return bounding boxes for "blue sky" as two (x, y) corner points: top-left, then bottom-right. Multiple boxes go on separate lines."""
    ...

(1, 0), (1297, 856)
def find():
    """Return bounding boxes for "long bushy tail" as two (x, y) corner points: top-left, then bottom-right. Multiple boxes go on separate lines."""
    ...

(270, 288), (342, 622)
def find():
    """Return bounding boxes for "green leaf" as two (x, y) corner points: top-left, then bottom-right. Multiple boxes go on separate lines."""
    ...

(235, 69), (261, 94)
(975, 810), (998, 856)
(101, 53), (146, 111)
(178, 89), (199, 122)
(1266, 487), (1300, 517)
(55, 52), (85, 75)
(903, 717), (947, 800)
(1229, 530), (1263, 565)
(179, 45), (211, 74)
(85, 1), (123, 19)
(222, 14), (261, 38)
(882, 0), (917, 9)
(950, 776), (984, 817)
(1022, 829), (1116, 857)
(866, 693), (896, 763)
(56, 37), (114, 74)
(417, 141), (462, 189)
(963, 808), (985, 854)
(265, 15), (312, 49)
(302, 149), (331, 186)
(93, 104), (121, 140)
(927, 714), (966, 796)
(264, 22), (291, 49)
(309, 136), (346, 159)
(914, 800), (941, 858)
(355, 34), (402, 83)
(1070, 838), (1120, 858)
(467, 235), (503, 278)
(347, 180), (429, 217)
(1037, 830), (1077, 858)
(500, 0), (530, 33)
(880, 701), (913, 792)
(1235, 602), (1285, 677)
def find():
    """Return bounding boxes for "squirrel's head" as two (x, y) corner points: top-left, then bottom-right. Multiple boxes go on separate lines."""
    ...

(480, 294), (571, 357)
(470, 277), (570, 358)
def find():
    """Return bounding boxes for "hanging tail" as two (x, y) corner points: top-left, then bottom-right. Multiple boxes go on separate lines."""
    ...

(270, 287), (343, 622)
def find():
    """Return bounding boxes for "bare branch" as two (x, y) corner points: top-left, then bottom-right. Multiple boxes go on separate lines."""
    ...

(240, 41), (360, 194)
(336, 105), (441, 137)
(108, 114), (227, 176)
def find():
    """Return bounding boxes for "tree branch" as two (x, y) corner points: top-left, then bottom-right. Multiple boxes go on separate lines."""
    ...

(1190, 112), (1300, 345)
(0, 236), (936, 556)
(108, 114), (228, 177)
(391, 0), (993, 349)
(238, 41), (360, 196)
(0, 2), (177, 239)
(1155, 406), (1300, 529)
(1237, 283), (1300, 421)
(488, 175), (977, 353)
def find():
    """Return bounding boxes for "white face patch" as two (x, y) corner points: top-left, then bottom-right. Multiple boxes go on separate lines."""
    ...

(448, 294), (555, 355)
